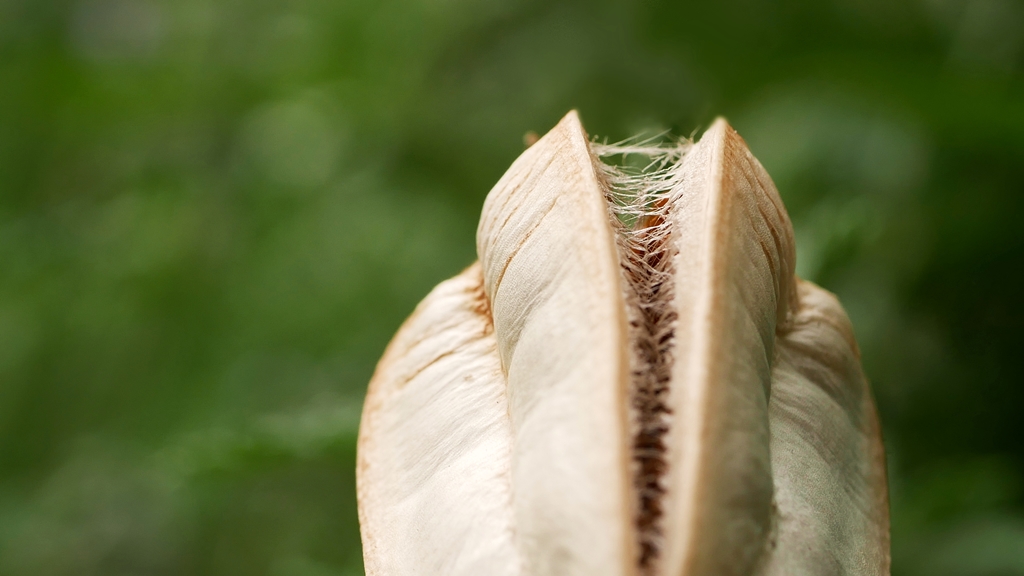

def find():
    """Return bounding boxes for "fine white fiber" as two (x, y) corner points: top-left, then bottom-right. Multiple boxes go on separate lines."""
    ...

(591, 136), (692, 574)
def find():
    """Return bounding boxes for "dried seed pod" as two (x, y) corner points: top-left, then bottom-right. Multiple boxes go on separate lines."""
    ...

(356, 112), (890, 576)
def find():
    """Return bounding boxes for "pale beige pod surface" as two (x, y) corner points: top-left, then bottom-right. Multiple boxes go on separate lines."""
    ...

(356, 111), (890, 576)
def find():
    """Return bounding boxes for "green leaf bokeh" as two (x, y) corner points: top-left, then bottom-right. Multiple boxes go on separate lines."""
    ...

(1, 0), (1023, 574)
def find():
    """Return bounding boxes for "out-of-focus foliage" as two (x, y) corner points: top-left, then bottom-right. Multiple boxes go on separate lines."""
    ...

(1, 0), (1022, 574)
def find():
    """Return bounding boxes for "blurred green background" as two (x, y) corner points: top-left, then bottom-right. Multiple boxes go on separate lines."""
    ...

(1, 0), (1023, 573)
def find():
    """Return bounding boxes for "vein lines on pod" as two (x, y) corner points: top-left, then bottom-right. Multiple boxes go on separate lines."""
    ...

(356, 110), (891, 576)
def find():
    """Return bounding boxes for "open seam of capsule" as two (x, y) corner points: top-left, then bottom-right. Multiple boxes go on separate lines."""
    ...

(591, 137), (693, 575)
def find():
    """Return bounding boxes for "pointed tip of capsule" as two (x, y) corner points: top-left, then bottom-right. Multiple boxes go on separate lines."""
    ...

(523, 110), (590, 152)
(700, 117), (742, 148)
(546, 109), (583, 139)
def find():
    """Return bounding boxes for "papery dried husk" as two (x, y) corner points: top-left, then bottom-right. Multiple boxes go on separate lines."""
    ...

(356, 111), (890, 576)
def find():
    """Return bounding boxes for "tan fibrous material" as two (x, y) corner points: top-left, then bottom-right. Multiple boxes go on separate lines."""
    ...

(356, 111), (890, 576)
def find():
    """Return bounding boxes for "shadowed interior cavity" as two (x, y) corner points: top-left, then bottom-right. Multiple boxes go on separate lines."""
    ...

(592, 138), (691, 575)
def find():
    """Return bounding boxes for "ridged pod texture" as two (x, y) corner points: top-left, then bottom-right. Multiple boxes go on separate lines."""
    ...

(356, 112), (890, 576)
